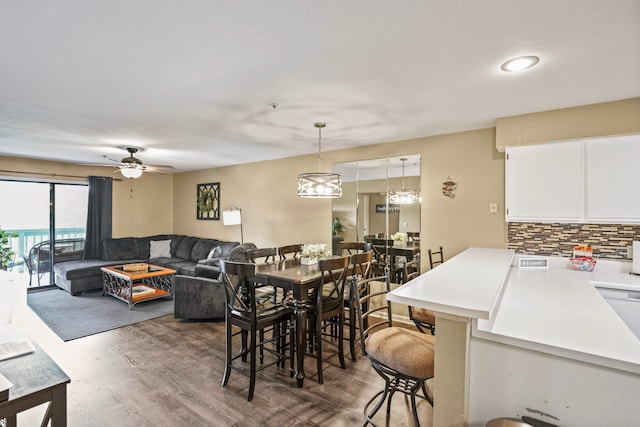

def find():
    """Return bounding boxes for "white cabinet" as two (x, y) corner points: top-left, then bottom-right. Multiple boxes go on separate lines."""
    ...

(585, 135), (640, 223)
(506, 140), (583, 222)
(506, 135), (640, 223)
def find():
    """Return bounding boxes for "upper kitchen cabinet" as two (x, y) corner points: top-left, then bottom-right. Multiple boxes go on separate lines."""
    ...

(506, 135), (640, 224)
(506, 140), (583, 222)
(584, 135), (640, 223)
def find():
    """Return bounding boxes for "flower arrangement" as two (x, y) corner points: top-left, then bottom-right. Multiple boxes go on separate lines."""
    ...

(391, 232), (408, 242)
(301, 243), (331, 260)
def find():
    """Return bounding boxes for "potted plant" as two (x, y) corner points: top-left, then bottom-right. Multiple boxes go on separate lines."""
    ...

(0, 227), (18, 271)
(332, 217), (344, 236)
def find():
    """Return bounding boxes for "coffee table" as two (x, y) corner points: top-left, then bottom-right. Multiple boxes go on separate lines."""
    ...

(101, 264), (176, 310)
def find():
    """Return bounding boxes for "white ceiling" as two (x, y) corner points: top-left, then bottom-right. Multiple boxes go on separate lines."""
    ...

(1, 0), (638, 173)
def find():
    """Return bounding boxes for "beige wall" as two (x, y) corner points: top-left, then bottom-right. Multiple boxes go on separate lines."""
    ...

(496, 97), (640, 151)
(5, 98), (636, 262)
(0, 156), (173, 238)
(173, 126), (507, 271)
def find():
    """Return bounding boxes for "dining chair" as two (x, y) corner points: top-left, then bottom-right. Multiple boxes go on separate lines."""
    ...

(354, 271), (435, 426)
(407, 232), (420, 242)
(277, 244), (303, 261)
(246, 247), (280, 301)
(219, 260), (294, 401)
(428, 246), (444, 269)
(403, 260), (436, 335)
(338, 241), (372, 256)
(307, 255), (350, 384)
(371, 239), (404, 283)
(344, 251), (373, 362)
(245, 247), (278, 264)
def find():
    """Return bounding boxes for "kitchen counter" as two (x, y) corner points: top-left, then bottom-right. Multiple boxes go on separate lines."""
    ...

(475, 263), (640, 374)
(391, 247), (640, 425)
(388, 247), (640, 373)
(387, 247), (514, 319)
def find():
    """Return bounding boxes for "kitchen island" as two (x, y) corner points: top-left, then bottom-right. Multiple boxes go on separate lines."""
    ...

(388, 247), (640, 427)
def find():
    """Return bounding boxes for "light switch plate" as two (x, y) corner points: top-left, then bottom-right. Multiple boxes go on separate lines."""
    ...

(489, 202), (498, 214)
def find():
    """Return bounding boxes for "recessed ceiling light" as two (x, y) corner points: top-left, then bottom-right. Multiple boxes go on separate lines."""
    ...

(500, 55), (540, 72)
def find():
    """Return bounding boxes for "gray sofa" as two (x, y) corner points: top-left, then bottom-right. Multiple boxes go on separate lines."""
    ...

(173, 242), (257, 320)
(53, 234), (241, 296)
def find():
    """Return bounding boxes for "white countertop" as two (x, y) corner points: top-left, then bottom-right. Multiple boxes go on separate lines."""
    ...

(388, 247), (640, 374)
(387, 247), (514, 319)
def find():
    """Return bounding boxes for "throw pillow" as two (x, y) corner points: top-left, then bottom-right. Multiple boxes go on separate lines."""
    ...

(149, 239), (171, 258)
(207, 246), (222, 259)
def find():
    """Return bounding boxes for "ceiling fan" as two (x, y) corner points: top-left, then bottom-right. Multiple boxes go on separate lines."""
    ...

(102, 147), (175, 179)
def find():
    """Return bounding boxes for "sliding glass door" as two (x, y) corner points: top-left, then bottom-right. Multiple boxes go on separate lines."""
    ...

(0, 179), (88, 287)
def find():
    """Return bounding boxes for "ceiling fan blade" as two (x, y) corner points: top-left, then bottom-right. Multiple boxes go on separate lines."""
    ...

(144, 165), (176, 174)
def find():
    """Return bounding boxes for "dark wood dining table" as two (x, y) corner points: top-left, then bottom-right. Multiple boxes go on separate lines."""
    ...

(254, 258), (325, 388)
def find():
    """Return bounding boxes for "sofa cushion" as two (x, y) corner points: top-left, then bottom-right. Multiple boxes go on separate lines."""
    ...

(136, 234), (172, 259)
(176, 237), (197, 260)
(227, 242), (257, 262)
(207, 246), (222, 259)
(102, 237), (140, 261)
(190, 238), (219, 262)
(165, 261), (197, 276)
(54, 259), (127, 280)
(150, 257), (184, 268)
(218, 241), (241, 259)
(150, 239), (172, 258)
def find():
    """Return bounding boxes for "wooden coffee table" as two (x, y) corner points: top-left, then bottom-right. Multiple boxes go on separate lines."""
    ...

(101, 264), (176, 310)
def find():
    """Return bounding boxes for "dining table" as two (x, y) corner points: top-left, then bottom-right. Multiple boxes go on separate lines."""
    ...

(254, 258), (327, 388)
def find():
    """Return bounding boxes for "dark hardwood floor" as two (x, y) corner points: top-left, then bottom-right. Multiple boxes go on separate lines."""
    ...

(14, 306), (433, 427)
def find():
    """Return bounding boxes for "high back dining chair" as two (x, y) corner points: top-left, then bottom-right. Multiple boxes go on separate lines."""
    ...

(354, 271), (435, 427)
(338, 241), (372, 256)
(219, 260), (293, 401)
(428, 246), (444, 269)
(308, 255), (350, 384)
(245, 247), (278, 264)
(407, 232), (420, 242)
(277, 244), (303, 261)
(245, 247), (279, 301)
(403, 260), (436, 335)
(344, 251), (373, 362)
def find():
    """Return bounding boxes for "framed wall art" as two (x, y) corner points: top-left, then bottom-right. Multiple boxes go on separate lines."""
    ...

(196, 182), (220, 220)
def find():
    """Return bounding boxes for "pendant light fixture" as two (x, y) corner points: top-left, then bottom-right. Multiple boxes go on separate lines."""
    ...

(388, 157), (420, 204)
(297, 122), (342, 198)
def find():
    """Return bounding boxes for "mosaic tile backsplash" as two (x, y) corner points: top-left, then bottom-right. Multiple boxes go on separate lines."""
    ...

(508, 222), (640, 259)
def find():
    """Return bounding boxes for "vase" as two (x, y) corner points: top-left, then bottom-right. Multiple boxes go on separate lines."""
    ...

(300, 257), (318, 265)
(394, 241), (407, 247)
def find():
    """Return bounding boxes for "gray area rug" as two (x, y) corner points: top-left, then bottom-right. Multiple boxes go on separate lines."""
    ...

(27, 288), (174, 341)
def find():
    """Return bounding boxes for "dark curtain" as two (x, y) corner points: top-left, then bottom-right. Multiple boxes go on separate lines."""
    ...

(83, 176), (113, 259)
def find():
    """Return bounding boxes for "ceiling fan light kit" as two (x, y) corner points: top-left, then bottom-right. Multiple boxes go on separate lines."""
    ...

(119, 165), (143, 179)
(298, 122), (343, 198)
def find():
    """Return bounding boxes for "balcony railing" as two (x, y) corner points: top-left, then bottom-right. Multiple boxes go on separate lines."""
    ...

(6, 227), (86, 270)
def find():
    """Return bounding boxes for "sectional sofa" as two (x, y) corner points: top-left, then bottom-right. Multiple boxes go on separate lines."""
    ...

(53, 234), (244, 296)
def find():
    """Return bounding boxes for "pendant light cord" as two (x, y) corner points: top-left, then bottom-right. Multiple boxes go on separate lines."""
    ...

(315, 122), (326, 172)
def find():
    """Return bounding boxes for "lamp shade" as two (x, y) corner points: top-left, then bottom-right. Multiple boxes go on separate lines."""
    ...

(222, 209), (242, 225)
(298, 122), (342, 199)
(298, 173), (342, 198)
(120, 166), (143, 179)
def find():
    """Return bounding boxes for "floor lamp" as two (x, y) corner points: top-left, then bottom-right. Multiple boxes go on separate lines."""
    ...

(222, 207), (243, 244)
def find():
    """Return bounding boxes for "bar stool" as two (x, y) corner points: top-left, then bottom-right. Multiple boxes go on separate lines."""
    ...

(428, 246), (444, 269)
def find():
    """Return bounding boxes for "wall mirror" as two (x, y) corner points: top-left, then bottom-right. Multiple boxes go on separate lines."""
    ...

(332, 155), (421, 243)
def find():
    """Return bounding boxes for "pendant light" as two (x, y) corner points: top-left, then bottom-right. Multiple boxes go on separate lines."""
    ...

(297, 122), (342, 198)
(388, 158), (420, 204)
